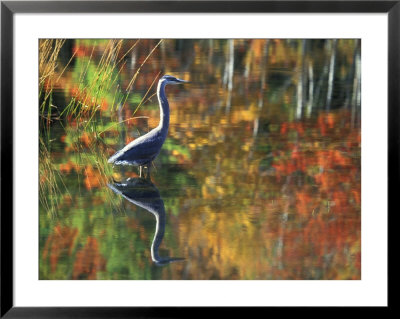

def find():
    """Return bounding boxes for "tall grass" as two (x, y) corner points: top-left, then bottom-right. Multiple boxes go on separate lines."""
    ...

(39, 39), (67, 216)
(39, 39), (163, 216)
(39, 136), (71, 217)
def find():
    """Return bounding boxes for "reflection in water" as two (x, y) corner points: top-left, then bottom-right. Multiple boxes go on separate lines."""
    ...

(108, 178), (185, 266)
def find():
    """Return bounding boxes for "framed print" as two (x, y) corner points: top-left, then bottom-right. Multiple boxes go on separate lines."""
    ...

(1, 0), (395, 317)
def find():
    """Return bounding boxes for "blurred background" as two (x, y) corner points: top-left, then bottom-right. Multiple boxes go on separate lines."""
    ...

(39, 39), (361, 280)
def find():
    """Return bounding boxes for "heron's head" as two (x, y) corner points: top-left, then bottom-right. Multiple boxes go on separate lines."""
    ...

(161, 74), (188, 85)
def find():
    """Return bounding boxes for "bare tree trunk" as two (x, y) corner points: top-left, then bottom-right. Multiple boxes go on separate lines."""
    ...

(244, 41), (252, 81)
(226, 39), (234, 113)
(344, 40), (359, 109)
(160, 40), (166, 68)
(306, 61), (314, 117)
(258, 39), (269, 109)
(326, 39), (337, 110)
(208, 39), (213, 66)
(351, 43), (361, 127)
(314, 54), (329, 110)
(130, 46), (137, 71)
(296, 40), (306, 119)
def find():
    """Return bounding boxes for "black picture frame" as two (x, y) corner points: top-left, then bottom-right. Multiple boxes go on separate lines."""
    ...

(1, 0), (395, 317)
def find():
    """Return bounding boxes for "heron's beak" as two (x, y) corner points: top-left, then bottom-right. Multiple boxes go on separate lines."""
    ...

(176, 78), (189, 84)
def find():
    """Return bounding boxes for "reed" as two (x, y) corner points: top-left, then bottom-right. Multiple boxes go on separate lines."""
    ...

(39, 39), (163, 216)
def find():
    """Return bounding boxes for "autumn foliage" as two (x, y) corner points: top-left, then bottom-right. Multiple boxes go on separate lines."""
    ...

(40, 39), (361, 280)
(72, 237), (106, 280)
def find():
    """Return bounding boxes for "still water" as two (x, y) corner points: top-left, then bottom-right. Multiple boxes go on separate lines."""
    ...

(39, 39), (361, 280)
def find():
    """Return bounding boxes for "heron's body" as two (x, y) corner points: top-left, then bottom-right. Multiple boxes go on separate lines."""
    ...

(107, 124), (167, 166)
(108, 75), (186, 176)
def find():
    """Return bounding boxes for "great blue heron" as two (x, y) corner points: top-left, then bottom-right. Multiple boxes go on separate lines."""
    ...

(108, 178), (185, 266)
(108, 75), (187, 178)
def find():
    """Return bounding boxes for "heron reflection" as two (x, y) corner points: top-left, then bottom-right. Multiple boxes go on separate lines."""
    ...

(108, 178), (184, 266)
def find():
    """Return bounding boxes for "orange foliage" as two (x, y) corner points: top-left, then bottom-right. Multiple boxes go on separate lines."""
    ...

(125, 136), (135, 144)
(72, 44), (92, 58)
(80, 132), (92, 147)
(84, 166), (105, 189)
(72, 237), (106, 279)
(260, 111), (361, 279)
(100, 98), (109, 111)
(296, 190), (313, 216)
(59, 161), (81, 175)
(42, 225), (78, 273)
(280, 122), (304, 136)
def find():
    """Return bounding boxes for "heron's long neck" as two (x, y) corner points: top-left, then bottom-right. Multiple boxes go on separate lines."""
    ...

(157, 80), (170, 134)
(150, 206), (166, 263)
